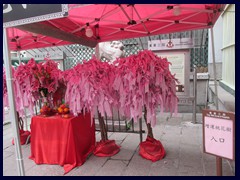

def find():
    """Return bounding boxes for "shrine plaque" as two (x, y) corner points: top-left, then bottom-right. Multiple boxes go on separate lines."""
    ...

(155, 52), (186, 93)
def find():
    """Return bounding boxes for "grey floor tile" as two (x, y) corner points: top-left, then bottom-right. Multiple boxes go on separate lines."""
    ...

(3, 113), (234, 176)
(95, 159), (127, 176)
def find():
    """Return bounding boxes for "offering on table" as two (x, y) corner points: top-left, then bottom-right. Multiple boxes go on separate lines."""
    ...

(40, 104), (54, 116)
(57, 104), (70, 117)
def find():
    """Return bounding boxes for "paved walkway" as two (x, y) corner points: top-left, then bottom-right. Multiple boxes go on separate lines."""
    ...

(3, 113), (234, 176)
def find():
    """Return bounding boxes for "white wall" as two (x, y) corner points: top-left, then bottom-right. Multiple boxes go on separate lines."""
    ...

(208, 4), (235, 91)
(208, 15), (223, 63)
(208, 14), (223, 80)
(221, 4), (235, 90)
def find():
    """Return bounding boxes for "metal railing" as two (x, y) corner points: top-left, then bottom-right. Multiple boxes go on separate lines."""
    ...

(94, 108), (145, 142)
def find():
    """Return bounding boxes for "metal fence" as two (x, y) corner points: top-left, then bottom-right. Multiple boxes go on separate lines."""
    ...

(136, 29), (209, 71)
(64, 29), (208, 72)
(53, 30), (209, 138)
(94, 108), (145, 135)
(64, 38), (142, 70)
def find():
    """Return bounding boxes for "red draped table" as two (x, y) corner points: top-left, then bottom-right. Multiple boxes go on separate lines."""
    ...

(29, 113), (95, 174)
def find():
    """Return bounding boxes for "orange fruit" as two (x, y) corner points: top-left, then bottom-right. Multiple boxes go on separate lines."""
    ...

(63, 108), (69, 113)
(58, 107), (63, 113)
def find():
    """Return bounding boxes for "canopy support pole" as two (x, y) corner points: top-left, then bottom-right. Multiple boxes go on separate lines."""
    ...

(210, 27), (219, 110)
(192, 65), (197, 124)
(3, 28), (25, 176)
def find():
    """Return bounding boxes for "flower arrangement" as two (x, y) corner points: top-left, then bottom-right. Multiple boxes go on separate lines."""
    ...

(7, 58), (64, 118)
(30, 58), (63, 104)
(30, 58), (64, 107)
(33, 58), (62, 94)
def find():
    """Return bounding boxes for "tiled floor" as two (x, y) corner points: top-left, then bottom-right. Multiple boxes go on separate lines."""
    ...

(3, 113), (235, 176)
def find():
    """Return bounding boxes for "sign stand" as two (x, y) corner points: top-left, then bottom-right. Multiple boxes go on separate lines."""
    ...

(203, 109), (235, 176)
(216, 156), (222, 176)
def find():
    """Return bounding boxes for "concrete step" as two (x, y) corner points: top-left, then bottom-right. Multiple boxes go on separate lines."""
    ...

(208, 81), (235, 112)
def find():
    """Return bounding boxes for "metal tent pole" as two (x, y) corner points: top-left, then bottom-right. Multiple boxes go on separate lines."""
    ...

(3, 28), (25, 176)
(192, 65), (197, 124)
(210, 27), (219, 110)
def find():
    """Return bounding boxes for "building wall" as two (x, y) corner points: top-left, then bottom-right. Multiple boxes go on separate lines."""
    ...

(208, 12), (223, 80)
(221, 4), (235, 91)
(208, 62), (222, 80)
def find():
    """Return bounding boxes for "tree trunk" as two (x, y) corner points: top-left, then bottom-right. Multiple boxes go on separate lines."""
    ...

(144, 106), (154, 138)
(98, 111), (108, 141)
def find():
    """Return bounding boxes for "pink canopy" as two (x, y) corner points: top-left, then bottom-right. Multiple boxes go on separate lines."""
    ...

(4, 5), (225, 176)
(7, 28), (72, 51)
(8, 4), (225, 50)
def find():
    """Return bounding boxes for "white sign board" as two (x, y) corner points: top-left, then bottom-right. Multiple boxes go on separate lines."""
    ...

(34, 50), (64, 60)
(203, 109), (235, 160)
(148, 38), (194, 51)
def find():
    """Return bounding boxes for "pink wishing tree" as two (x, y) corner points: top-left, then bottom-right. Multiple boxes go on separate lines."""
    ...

(113, 50), (178, 141)
(64, 57), (116, 139)
(64, 57), (120, 156)
(111, 50), (179, 161)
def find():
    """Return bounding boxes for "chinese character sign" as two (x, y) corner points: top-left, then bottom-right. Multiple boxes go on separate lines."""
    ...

(203, 110), (235, 160)
(155, 53), (185, 92)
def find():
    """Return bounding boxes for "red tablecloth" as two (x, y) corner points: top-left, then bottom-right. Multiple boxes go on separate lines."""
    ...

(29, 113), (95, 174)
